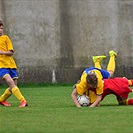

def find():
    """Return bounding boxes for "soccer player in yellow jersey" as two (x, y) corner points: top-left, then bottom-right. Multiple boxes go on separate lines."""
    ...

(71, 50), (117, 107)
(0, 20), (28, 107)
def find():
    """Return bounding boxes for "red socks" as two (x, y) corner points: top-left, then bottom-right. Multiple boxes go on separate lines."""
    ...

(128, 98), (133, 105)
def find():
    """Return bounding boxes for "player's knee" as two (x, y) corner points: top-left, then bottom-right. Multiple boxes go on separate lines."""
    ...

(108, 70), (114, 78)
(5, 78), (15, 88)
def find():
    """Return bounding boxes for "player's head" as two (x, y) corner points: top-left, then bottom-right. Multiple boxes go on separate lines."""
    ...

(0, 20), (4, 26)
(86, 71), (98, 88)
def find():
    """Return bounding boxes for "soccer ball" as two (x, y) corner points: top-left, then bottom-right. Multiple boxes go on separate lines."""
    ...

(77, 94), (90, 107)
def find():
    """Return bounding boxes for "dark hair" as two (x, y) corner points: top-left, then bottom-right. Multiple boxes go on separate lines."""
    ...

(0, 20), (4, 26)
(86, 72), (98, 87)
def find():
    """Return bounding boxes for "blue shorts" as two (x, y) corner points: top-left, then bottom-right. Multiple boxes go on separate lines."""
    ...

(84, 67), (110, 79)
(0, 68), (18, 79)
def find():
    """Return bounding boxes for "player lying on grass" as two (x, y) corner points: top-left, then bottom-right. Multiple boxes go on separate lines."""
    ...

(72, 76), (133, 107)
(71, 50), (117, 107)
(89, 77), (133, 106)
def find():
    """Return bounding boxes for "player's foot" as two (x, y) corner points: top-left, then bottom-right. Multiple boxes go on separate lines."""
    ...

(92, 55), (106, 63)
(0, 100), (11, 106)
(19, 100), (28, 108)
(109, 50), (117, 58)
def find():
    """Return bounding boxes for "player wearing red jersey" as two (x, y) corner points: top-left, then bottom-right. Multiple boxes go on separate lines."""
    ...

(89, 77), (133, 106)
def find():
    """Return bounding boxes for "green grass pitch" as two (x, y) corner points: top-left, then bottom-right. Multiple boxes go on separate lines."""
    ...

(0, 84), (133, 133)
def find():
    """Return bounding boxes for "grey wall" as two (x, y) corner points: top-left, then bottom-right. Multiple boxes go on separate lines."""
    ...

(0, 0), (133, 84)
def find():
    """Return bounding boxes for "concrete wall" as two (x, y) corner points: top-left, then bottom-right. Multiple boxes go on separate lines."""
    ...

(0, 0), (133, 84)
(0, 0), (1, 19)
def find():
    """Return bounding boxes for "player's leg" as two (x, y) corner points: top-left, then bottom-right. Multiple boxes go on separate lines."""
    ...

(116, 95), (128, 105)
(107, 50), (117, 77)
(127, 98), (133, 105)
(92, 55), (106, 69)
(13, 78), (18, 85)
(123, 78), (133, 105)
(11, 69), (28, 107)
(118, 98), (133, 105)
(11, 86), (28, 108)
(0, 69), (12, 106)
(4, 74), (28, 107)
(0, 88), (12, 106)
(0, 79), (18, 106)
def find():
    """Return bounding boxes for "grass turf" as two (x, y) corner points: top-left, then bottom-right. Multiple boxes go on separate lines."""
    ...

(0, 84), (133, 133)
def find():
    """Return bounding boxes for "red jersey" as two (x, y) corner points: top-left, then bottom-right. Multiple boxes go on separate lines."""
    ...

(103, 77), (132, 99)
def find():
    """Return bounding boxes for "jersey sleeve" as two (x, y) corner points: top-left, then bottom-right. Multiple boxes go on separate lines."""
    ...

(96, 77), (103, 95)
(6, 35), (14, 51)
(76, 72), (88, 95)
(89, 90), (97, 103)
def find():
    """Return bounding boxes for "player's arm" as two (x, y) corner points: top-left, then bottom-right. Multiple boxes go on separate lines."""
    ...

(71, 87), (81, 107)
(0, 50), (14, 56)
(0, 35), (14, 56)
(89, 94), (102, 107)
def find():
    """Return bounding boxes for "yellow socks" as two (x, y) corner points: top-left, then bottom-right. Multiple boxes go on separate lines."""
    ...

(0, 88), (12, 102)
(92, 55), (106, 69)
(127, 98), (133, 105)
(107, 56), (115, 72)
(94, 62), (101, 69)
(12, 86), (26, 102)
(107, 50), (117, 72)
